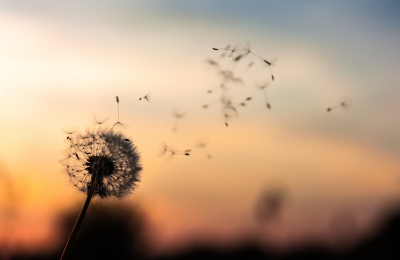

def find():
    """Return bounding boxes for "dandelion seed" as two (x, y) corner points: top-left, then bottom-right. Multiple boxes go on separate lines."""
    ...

(233, 54), (244, 62)
(213, 43), (240, 58)
(202, 99), (220, 109)
(139, 93), (151, 102)
(220, 94), (252, 126)
(241, 42), (275, 81)
(116, 95), (120, 122)
(269, 66), (275, 81)
(206, 58), (219, 67)
(212, 45), (232, 61)
(256, 82), (272, 110)
(327, 98), (352, 113)
(241, 42), (271, 64)
(113, 95), (126, 130)
(207, 83), (226, 94)
(219, 70), (243, 85)
(239, 97), (252, 106)
(59, 124), (141, 259)
(160, 142), (191, 157)
(221, 96), (238, 114)
(62, 127), (78, 141)
(92, 115), (108, 128)
(218, 51), (228, 60)
(172, 109), (185, 132)
(196, 141), (212, 159)
(241, 61), (254, 77)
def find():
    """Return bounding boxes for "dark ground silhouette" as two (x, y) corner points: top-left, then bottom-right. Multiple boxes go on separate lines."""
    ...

(3, 204), (400, 260)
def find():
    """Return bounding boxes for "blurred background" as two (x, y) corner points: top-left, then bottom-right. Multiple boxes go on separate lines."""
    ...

(1, 1), (400, 259)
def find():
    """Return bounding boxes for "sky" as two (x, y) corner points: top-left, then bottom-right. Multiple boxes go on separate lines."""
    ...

(0, 0), (400, 256)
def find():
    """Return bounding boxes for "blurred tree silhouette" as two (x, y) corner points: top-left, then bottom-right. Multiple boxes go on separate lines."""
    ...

(55, 200), (148, 260)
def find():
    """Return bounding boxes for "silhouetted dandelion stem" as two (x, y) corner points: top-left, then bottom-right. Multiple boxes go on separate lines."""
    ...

(60, 187), (94, 260)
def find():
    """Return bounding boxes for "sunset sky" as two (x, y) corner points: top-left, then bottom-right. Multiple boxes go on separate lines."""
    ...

(1, 0), (400, 256)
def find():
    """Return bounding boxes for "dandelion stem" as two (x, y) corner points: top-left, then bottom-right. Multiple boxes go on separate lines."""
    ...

(60, 188), (94, 260)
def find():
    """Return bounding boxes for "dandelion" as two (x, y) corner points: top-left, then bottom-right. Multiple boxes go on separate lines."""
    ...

(59, 124), (142, 259)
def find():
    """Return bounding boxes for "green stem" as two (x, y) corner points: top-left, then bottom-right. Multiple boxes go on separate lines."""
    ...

(60, 189), (94, 260)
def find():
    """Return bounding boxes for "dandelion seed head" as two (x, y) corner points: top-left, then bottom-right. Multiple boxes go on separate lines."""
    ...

(60, 126), (142, 199)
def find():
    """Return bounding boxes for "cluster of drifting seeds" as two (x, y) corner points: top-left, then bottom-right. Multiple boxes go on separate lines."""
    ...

(204, 42), (276, 126)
